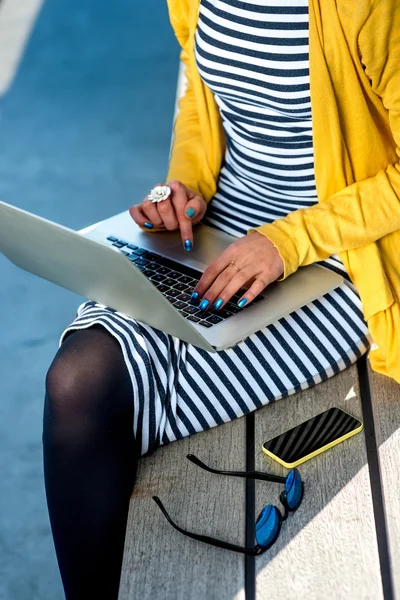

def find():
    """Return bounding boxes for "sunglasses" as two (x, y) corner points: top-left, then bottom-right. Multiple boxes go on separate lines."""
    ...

(153, 454), (304, 556)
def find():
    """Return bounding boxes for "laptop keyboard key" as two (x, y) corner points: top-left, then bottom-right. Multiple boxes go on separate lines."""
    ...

(206, 315), (223, 324)
(145, 253), (159, 262)
(131, 248), (148, 256)
(157, 284), (169, 293)
(166, 289), (180, 298)
(215, 309), (233, 319)
(150, 274), (166, 283)
(187, 315), (201, 323)
(177, 275), (192, 284)
(127, 243), (138, 250)
(199, 320), (213, 328)
(174, 301), (186, 310)
(176, 292), (191, 302)
(112, 242), (125, 248)
(107, 236), (118, 242)
(166, 297), (178, 305)
(184, 306), (200, 315)
(163, 278), (176, 287)
(173, 283), (188, 292)
(226, 302), (240, 313)
(156, 267), (171, 276)
(134, 258), (150, 266)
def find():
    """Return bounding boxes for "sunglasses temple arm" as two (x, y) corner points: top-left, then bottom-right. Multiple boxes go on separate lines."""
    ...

(152, 496), (259, 556)
(186, 454), (286, 485)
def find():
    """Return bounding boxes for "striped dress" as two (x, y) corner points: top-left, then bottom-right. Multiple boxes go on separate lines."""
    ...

(60, 0), (372, 458)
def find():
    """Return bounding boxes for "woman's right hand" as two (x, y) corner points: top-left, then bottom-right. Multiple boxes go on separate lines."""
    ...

(129, 180), (208, 251)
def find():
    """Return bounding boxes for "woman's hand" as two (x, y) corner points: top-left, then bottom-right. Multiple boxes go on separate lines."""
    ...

(190, 231), (284, 311)
(129, 180), (207, 251)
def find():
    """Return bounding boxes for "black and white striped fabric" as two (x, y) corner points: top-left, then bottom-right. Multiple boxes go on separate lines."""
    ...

(197, 0), (349, 280)
(60, 0), (372, 457)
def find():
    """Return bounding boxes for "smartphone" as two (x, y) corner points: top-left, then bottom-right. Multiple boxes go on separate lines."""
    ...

(262, 407), (363, 469)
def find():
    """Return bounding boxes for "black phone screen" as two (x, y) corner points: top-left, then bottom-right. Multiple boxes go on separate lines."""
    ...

(263, 407), (362, 464)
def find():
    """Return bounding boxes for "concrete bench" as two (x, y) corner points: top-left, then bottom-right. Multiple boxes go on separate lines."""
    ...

(118, 61), (400, 599)
(118, 355), (400, 599)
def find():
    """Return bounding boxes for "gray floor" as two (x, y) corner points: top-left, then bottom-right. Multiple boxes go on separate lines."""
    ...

(0, 1), (179, 598)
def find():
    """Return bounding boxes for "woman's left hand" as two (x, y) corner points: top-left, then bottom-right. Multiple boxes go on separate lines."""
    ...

(190, 231), (284, 311)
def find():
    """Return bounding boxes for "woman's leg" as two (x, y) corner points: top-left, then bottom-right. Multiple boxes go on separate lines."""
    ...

(42, 325), (138, 600)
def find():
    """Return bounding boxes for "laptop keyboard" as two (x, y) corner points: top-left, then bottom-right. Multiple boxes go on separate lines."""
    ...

(106, 235), (264, 328)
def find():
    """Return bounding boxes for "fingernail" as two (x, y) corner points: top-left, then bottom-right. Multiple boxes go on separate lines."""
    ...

(190, 292), (199, 304)
(186, 208), (196, 218)
(184, 240), (192, 251)
(238, 298), (247, 308)
(144, 222), (153, 229)
(213, 298), (223, 310)
(199, 299), (209, 311)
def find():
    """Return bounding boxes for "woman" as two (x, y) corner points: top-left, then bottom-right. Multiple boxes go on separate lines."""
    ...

(42, 0), (400, 598)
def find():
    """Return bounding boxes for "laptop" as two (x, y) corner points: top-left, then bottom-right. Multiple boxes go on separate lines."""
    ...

(0, 200), (344, 352)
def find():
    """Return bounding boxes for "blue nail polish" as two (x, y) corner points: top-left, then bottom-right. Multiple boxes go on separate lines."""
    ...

(238, 298), (247, 308)
(184, 240), (192, 251)
(190, 292), (199, 304)
(186, 208), (196, 218)
(213, 298), (223, 310)
(144, 222), (153, 229)
(199, 299), (209, 311)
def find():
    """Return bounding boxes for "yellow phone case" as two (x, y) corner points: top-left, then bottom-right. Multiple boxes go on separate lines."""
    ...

(262, 407), (363, 469)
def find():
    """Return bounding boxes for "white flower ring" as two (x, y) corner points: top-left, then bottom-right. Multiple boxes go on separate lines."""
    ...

(147, 185), (172, 203)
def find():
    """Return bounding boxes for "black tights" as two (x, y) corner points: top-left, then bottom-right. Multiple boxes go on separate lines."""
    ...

(42, 326), (138, 600)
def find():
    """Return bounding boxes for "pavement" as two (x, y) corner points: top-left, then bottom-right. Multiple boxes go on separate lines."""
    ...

(0, 1), (179, 598)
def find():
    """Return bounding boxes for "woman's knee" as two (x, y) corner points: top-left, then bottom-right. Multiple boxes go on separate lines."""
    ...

(46, 329), (111, 406)
(44, 327), (133, 445)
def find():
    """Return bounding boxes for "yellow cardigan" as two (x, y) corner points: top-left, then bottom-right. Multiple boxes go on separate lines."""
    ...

(153, 0), (400, 383)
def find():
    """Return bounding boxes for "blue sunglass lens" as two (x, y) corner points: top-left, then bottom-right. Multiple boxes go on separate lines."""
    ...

(255, 504), (281, 548)
(285, 468), (303, 509)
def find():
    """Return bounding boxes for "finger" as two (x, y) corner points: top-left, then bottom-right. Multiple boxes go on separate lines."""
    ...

(129, 183), (167, 228)
(197, 267), (253, 311)
(141, 200), (165, 227)
(184, 192), (206, 225)
(168, 181), (193, 250)
(195, 264), (244, 310)
(156, 198), (179, 230)
(234, 276), (271, 307)
(129, 203), (166, 229)
(191, 250), (235, 298)
(177, 191), (207, 250)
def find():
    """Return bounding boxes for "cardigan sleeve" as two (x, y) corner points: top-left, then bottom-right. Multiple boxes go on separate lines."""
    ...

(247, 0), (400, 282)
(164, 0), (217, 203)
(138, 0), (216, 234)
(165, 42), (216, 202)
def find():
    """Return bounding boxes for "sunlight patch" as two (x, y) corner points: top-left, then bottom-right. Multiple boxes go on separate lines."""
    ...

(345, 385), (357, 401)
(0, 0), (44, 96)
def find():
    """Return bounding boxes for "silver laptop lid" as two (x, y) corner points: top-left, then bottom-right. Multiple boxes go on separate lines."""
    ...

(0, 200), (216, 352)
